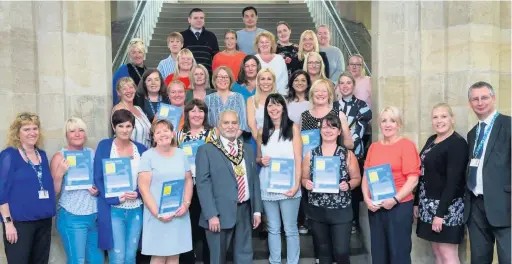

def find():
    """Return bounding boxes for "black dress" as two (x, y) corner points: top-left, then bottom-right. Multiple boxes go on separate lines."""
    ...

(415, 132), (468, 244)
(277, 43), (299, 77)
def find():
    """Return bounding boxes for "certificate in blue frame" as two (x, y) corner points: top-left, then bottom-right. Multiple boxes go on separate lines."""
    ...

(301, 129), (320, 156)
(312, 156), (340, 193)
(365, 164), (397, 205)
(267, 158), (294, 193)
(102, 157), (133, 198)
(155, 103), (183, 129)
(158, 179), (185, 217)
(180, 139), (205, 178)
(63, 150), (93, 190)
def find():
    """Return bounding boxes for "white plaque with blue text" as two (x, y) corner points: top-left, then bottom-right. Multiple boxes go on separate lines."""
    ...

(102, 158), (133, 198)
(63, 150), (93, 190)
(267, 158), (294, 193)
(312, 156), (340, 193)
(365, 164), (397, 205)
(155, 103), (183, 129)
(158, 179), (185, 217)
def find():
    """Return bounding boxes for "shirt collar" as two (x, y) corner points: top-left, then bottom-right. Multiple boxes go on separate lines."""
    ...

(190, 27), (202, 35)
(220, 135), (237, 150)
(481, 110), (497, 125)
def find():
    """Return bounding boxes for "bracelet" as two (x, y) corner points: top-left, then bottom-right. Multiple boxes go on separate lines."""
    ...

(393, 197), (400, 204)
(183, 200), (191, 206)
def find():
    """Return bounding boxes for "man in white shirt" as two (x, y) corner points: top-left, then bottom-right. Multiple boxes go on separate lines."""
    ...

(195, 110), (262, 264)
(464, 81), (511, 264)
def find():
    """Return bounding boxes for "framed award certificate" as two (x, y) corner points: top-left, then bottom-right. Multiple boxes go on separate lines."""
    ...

(312, 156), (340, 193)
(301, 129), (320, 156)
(63, 150), (93, 190)
(155, 103), (183, 130)
(267, 158), (294, 193)
(102, 157), (133, 198)
(365, 164), (397, 205)
(158, 179), (185, 217)
(180, 139), (205, 179)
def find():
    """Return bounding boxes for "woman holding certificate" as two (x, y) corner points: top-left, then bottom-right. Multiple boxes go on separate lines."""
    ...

(0, 112), (56, 264)
(247, 68), (278, 140)
(413, 103), (468, 263)
(50, 117), (104, 263)
(362, 106), (421, 264)
(301, 113), (361, 264)
(95, 109), (147, 264)
(256, 93), (302, 264)
(167, 79), (187, 131)
(138, 119), (194, 264)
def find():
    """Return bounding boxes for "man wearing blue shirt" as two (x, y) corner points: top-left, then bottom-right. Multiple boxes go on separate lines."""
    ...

(236, 7), (266, 55)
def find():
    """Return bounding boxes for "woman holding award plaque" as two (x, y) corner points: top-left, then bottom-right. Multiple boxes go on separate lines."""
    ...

(301, 113), (361, 264)
(256, 93), (302, 264)
(95, 109), (147, 264)
(362, 106), (421, 264)
(50, 117), (104, 263)
(138, 119), (194, 264)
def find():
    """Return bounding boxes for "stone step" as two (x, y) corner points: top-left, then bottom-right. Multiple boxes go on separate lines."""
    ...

(152, 25), (314, 35)
(159, 11), (312, 18)
(158, 17), (313, 23)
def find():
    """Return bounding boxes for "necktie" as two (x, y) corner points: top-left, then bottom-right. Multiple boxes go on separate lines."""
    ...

(229, 141), (245, 202)
(228, 141), (237, 156)
(194, 32), (200, 40)
(467, 122), (487, 190)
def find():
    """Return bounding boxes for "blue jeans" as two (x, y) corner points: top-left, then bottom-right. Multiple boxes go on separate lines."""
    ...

(56, 208), (104, 264)
(263, 198), (301, 264)
(108, 206), (143, 264)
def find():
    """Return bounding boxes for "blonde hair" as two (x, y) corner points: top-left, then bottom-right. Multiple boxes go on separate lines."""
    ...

(173, 48), (196, 79)
(6, 112), (44, 149)
(254, 68), (278, 109)
(303, 52), (327, 80)
(298, 30), (320, 61)
(349, 54), (367, 77)
(128, 38), (146, 58)
(167, 32), (184, 44)
(64, 117), (87, 135)
(189, 64), (211, 90)
(212, 66), (235, 90)
(167, 79), (186, 94)
(379, 106), (402, 127)
(432, 102), (455, 128)
(309, 79), (335, 106)
(254, 31), (277, 54)
(116, 77), (136, 93)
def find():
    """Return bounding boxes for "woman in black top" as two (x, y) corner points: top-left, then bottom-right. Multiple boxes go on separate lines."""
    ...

(301, 113), (361, 264)
(414, 103), (468, 263)
(276, 21), (299, 78)
(134, 69), (170, 122)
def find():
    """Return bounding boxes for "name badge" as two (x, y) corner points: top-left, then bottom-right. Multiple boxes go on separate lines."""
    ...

(470, 159), (480, 167)
(38, 190), (49, 199)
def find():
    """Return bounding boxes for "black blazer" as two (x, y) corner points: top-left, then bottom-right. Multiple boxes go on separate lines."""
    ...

(463, 113), (511, 227)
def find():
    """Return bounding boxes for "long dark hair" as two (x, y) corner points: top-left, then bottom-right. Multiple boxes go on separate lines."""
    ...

(181, 99), (211, 132)
(237, 55), (261, 85)
(137, 68), (167, 98)
(286, 70), (311, 102)
(262, 94), (294, 145)
(319, 113), (344, 147)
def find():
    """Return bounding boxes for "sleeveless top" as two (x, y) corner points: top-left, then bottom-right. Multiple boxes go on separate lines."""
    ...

(250, 96), (265, 130)
(111, 142), (143, 209)
(259, 129), (301, 201)
(308, 145), (351, 209)
(300, 105), (339, 131)
(132, 106), (152, 148)
(58, 148), (98, 215)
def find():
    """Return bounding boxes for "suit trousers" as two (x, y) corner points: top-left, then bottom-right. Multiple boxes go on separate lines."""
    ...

(368, 200), (413, 264)
(2, 217), (52, 264)
(467, 194), (511, 264)
(205, 201), (253, 264)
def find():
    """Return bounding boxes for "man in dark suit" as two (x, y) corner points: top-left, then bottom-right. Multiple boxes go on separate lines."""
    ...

(195, 110), (262, 264)
(464, 81), (511, 264)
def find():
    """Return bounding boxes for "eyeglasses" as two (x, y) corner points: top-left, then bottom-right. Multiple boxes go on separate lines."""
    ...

(129, 39), (144, 45)
(19, 113), (39, 120)
(349, 63), (362, 68)
(216, 76), (230, 80)
(308, 61), (321, 66)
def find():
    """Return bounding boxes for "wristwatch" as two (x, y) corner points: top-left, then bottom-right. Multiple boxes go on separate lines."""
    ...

(3, 216), (12, 223)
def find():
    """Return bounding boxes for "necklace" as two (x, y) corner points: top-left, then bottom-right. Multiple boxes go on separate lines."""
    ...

(130, 63), (145, 80)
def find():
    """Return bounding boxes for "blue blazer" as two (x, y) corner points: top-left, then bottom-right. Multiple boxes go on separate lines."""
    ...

(112, 64), (130, 106)
(94, 138), (147, 250)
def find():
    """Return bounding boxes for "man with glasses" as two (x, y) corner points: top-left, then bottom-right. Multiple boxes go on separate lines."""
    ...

(464, 81), (511, 264)
(347, 54), (371, 108)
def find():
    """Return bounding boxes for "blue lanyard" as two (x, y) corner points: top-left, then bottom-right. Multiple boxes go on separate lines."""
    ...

(473, 112), (498, 157)
(147, 96), (161, 116)
(21, 148), (44, 190)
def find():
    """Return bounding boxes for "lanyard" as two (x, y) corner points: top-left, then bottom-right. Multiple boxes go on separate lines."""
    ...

(21, 148), (44, 190)
(473, 112), (498, 157)
(147, 95), (161, 116)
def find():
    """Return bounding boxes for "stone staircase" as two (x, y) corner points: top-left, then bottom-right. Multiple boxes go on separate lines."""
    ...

(145, 2), (316, 68)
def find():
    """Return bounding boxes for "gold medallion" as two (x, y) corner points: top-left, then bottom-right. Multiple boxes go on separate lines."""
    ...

(234, 164), (245, 177)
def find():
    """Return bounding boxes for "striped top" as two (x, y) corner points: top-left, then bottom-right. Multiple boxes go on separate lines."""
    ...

(157, 55), (177, 80)
(132, 106), (152, 148)
(204, 92), (249, 132)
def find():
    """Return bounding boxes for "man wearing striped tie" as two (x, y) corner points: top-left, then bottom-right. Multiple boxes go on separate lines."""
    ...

(195, 110), (262, 264)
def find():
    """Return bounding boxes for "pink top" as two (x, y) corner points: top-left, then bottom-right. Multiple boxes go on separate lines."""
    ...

(353, 76), (372, 108)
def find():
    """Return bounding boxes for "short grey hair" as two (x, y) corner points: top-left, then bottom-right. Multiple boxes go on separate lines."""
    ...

(217, 110), (240, 125)
(468, 81), (495, 100)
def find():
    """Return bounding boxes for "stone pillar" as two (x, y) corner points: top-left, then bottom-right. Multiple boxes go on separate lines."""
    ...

(369, 1), (510, 264)
(0, 1), (111, 263)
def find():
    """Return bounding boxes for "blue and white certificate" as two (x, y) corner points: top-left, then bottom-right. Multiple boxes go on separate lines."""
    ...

(301, 129), (320, 156)
(158, 179), (185, 217)
(365, 164), (397, 205)
(63, 150), (93, 190)
(102, 158), (133, 198)
(267, 158), (294, 193)
(180, 140), (205, 178)
(155, 103), (183, 129)
(312, 156), (340, 193)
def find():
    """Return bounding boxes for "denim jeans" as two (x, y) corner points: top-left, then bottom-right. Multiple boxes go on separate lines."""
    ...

(108, 206), (143, 264)
(56, 208), (104, 264)
(263, 198), (301, 264)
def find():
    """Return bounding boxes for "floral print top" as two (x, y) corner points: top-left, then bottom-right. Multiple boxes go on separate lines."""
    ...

(277, 43), (299, 77)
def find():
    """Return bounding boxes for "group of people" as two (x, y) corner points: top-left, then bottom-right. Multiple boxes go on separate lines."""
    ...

(0, 5), (509, 264)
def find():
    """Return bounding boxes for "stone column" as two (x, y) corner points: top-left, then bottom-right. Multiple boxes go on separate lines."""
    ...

(0, 1), (111, 263)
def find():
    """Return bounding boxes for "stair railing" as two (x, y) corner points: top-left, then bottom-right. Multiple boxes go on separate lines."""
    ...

(112, 0), (165, 72)
(304, 0), (371, 76)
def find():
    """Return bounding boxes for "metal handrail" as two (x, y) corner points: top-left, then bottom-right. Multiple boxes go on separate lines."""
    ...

(304, 0), (371, 76)
(112, 0), (165, 72)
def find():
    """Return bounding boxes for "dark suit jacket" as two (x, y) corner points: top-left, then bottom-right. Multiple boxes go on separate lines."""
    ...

(195, 141), (262, 229)
(464, 113), (511, 227)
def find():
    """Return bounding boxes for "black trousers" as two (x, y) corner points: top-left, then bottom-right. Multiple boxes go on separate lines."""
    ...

(467, 194), (511, 264)
(368, 200), (413, 264)
(2, 217), (52, 264)
(180, 185), (210, 264)
(310, 219), (352, 264)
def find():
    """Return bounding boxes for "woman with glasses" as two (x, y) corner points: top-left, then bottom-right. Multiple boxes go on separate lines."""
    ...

(304, 52), (330, 85)
(254, 31), (289, 96)
(134, 69), (170, 122)
(286, 70), (311, 125)
(232, 55), (262, 102)
(347, 54), (371, 108)
(112, 77), (152, 148)
(276, 21), (299, 78)
(204, 66), (249, 136)
(51, 117), (104, 264)
(296, 30), (329, 79)
(212, 30), (246, 80)
(247, 68), (278, 140)
(185, 65), (215, 104)
(165, 49), (196, 90)
(113, 38), (148, 105)
(0, 112), (56, 264)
